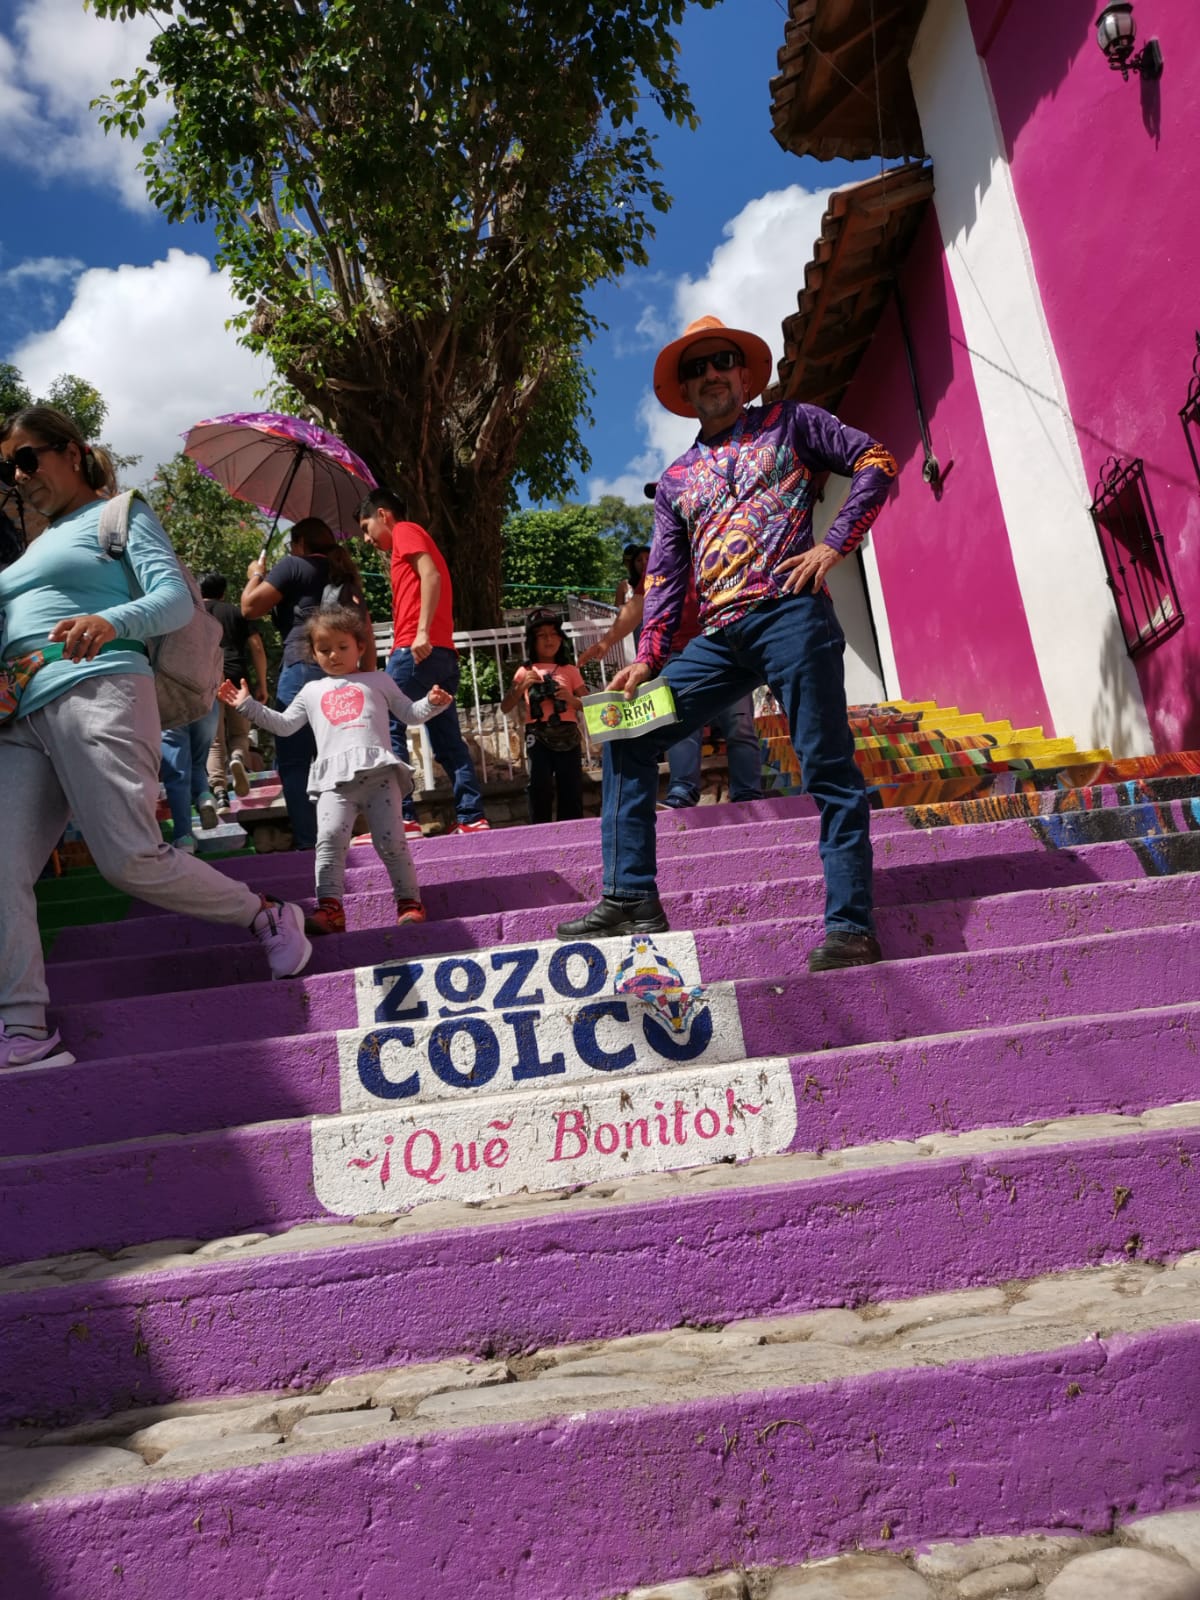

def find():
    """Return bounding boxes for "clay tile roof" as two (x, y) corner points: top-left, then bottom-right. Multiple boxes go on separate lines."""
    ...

(768, 162), (934, 412)
(769, 0), (929, 162)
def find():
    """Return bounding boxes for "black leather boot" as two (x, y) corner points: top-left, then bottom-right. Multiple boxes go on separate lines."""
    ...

(807, 931), (883, 972)
(556, 895), (669, 939)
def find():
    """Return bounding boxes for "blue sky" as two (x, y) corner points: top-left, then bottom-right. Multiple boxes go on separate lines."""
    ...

(0, 0), (867, 503)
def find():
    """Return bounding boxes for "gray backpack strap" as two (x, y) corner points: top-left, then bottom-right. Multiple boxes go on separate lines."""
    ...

(97, 489), (138, 558)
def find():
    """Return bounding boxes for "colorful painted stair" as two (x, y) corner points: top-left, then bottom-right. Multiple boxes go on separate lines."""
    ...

(757, 695), (1200, 812)
(2, 772), (1199, 1598)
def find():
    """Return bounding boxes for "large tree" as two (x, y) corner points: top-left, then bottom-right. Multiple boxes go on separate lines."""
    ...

(94, 0), (717, 626)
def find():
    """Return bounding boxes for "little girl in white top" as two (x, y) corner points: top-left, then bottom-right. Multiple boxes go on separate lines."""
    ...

(219, 603), (452, 934)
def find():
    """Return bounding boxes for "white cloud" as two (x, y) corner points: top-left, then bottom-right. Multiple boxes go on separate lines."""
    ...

(0, 0), (162, 209)
(0, 257), (86, 288)
(589, 183), (833, 502)
(10, 250), (275, 474)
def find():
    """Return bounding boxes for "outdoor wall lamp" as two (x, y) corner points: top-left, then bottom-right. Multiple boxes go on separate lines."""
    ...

(1095, 5), (1163, 80)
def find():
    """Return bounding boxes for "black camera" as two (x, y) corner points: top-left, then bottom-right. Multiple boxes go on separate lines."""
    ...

(527, 672), (568, 727)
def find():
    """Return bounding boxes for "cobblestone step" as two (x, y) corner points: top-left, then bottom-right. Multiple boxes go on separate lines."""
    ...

(0, 1264), (1198, 1598)
(3, 1109), (1198, 1425)
(615, 1514), (1200, 1598)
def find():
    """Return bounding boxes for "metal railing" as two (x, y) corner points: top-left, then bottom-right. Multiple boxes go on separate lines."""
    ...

(373, 602), (634, 793)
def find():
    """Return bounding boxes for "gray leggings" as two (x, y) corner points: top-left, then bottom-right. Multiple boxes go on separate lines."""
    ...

(315, 768), (418, 904)
(0, 673), (261, 1031)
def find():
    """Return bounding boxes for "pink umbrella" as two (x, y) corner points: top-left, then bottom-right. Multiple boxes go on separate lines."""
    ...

(183, 411), (378, 558)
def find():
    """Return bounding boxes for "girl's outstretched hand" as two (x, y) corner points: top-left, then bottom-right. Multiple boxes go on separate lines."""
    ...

(218, 677), (251, 708)
(427, 684), (453, 709)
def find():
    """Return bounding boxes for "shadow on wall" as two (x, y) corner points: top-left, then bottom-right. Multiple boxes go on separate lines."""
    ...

(978, 0), (1107, 162)
(1092, 606), (1149, 759)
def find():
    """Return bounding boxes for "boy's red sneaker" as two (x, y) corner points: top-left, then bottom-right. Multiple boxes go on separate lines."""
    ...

(396, 899), (427, 926)
(451, 817), (491, 834)
(306, 897), (346, 935)
(403, 819), (425, 838)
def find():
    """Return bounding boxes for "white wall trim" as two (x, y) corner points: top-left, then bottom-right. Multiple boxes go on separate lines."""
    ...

(909, 0), (1153, 756)
(817, 471), (893, 703)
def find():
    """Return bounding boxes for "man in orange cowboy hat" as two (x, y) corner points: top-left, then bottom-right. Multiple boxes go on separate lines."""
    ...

(557, 314), (897, 970)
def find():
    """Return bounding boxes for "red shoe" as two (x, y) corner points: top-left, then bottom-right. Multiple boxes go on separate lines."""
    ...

(451, 817), (491, 834)
(396, 899), (427, 926)
(350, 832), (374, 847)
(306, 897), (346, 935)
(404, 819), (425, 838)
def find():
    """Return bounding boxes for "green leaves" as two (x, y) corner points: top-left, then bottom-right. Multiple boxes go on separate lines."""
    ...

(91, 0), (719, 622)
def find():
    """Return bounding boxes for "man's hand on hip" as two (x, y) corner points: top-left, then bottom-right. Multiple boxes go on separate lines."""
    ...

(410, 629), (433, 663)
(608, 661), (653, 699)
(777, 542), (843, 595)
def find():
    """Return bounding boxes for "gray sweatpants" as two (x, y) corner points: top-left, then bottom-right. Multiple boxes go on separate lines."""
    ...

(0, 674), (262, 1030)
(315, 769), (418, 904)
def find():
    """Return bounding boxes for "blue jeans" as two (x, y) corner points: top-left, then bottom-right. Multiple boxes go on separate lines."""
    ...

(275, 659), (323, 850)
(601, 593), (873, 934)
(160, 703), (220, 842)
(665, 688), (763, 806)
(386, 646), (484, 824)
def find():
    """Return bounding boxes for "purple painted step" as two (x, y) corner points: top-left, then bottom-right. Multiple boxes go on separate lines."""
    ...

(113, 796), (1200, 911)
(45, 831), (1200, 1003)
(7, 880), (1196, 1158)
(2, 1124), (1197, 1426)
(5, 993), (1196, 1166)
(6, 996), (1200, 1263)
(0, 1328), (1196, 1600)
(38, 916), (1200, 1073)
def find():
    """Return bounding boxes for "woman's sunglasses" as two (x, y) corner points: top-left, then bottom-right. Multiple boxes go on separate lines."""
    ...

(0, 442), (69, 487)
(678, 349), (745, 383)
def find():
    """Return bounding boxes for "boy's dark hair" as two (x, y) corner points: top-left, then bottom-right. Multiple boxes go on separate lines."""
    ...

(524, 608), (569, 667)
(302, 602), (373, 662)
(199, 572), (227, 599)
(357, 487), (406, 520)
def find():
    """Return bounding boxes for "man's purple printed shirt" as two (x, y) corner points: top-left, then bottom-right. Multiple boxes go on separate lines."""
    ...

(639, 399), (897, 674)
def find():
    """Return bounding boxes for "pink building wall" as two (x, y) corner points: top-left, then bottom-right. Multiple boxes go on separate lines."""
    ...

(840, 209), (1052, 729)
(972, 0), (1200, 750)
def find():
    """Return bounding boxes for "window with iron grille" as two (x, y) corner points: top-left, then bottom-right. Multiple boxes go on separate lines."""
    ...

(1089, 456), (1183, 655)
(1181, 332), (1200, 490)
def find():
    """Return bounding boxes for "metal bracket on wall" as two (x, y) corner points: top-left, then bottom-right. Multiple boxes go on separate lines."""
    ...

(895, 285), (953, 499)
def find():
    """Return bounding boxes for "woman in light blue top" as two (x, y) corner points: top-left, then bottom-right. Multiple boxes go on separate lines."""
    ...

(0, 406), (312, 1072)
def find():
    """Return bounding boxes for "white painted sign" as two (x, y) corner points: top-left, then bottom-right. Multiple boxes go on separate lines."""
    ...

(336, 981), (747, 1114)
(339, 933), (738, 1115)
(312, 1057), (798, 1213)
(352, 933), (702, 1029)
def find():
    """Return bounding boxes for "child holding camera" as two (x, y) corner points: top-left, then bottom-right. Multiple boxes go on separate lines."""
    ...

(501, 611), (586, 824)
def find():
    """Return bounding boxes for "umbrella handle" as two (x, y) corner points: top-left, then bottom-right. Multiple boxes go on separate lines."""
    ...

(256, 443), (308, 566)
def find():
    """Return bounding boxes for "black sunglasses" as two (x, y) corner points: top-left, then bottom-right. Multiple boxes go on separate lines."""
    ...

(0, 442), (69, 487)
(678, 349), (745, 383)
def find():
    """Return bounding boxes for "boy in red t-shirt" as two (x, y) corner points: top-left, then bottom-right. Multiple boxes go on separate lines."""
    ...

(357, 489), (488, 834)
(500, 611), (586, 824)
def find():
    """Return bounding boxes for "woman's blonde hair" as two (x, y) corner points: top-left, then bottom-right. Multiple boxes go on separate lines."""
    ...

(0, 405), (117, 496)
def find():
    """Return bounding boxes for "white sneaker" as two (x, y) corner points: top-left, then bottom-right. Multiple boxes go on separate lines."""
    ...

(251, 898), (312, 979)
(196, 792), (220, 831)
(229, 754), (251, 797)
(0, 1026), (75, 1070)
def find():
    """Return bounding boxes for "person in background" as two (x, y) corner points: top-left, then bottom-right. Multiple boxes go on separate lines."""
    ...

(159, 702), (221, 852)
(558, 315), (896, 971)
(614, 542), (649, 612)
(240, 518), (374, 851)
(357, 488), (489, 836)
(220, 602), (451, 934)
(500, 610), (586, 825)
(200, 571), (268, 815)
(0, 405), (311, 1069)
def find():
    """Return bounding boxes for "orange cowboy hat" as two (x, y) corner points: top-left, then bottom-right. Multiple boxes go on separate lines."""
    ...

(652, 315), (774, 419)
